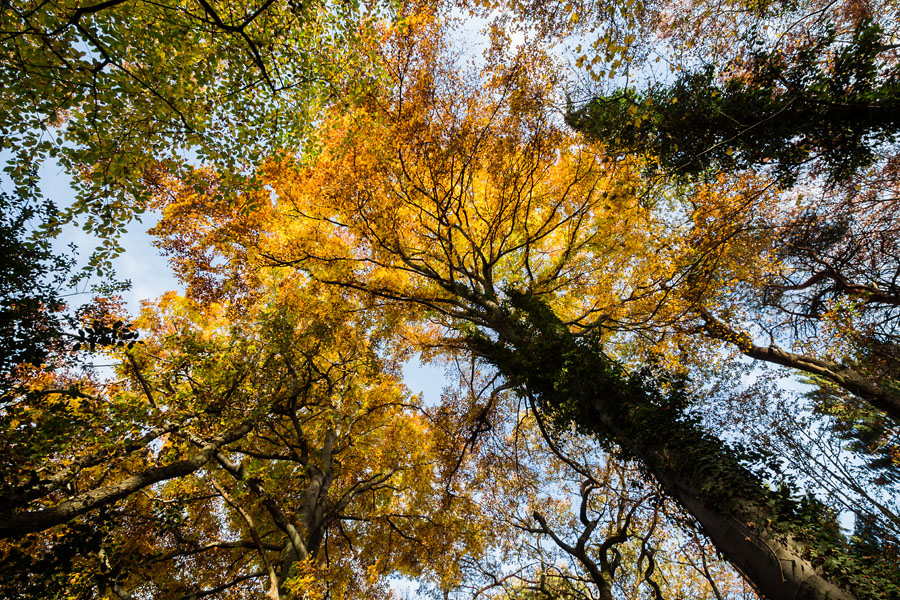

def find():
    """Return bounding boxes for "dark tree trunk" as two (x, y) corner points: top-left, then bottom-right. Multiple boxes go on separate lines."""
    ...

(475, 294), (893, 600)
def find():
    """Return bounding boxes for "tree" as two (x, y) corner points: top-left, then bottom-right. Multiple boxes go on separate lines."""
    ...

(562, 4), (900, 471)
(567, 19), (900, 186)
(1, 0), (380, 268)
(0, 273), (480, 598)
(5, 2), (900, 599)
(182, 14), (897, 597)
(0, 190), (71, 398)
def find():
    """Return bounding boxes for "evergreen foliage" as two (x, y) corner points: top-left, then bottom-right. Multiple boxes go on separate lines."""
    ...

(568, 20), (900, 184)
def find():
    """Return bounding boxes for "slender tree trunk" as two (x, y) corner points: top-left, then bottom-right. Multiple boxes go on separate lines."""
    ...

(700, 309), (900, 421)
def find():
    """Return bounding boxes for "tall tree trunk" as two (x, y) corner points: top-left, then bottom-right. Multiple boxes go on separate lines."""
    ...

(600, 408), (852, 600)
(475, 294), (894, 600)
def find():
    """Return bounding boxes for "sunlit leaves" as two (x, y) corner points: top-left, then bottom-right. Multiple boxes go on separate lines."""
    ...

(1, 0), (385, 271)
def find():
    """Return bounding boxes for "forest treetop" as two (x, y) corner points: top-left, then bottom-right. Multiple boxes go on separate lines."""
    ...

(1, 1), (899, 599)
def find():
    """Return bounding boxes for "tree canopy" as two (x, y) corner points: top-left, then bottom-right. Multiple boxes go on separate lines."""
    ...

(568, 19), (900, 185)
(1, 1), (899, 599)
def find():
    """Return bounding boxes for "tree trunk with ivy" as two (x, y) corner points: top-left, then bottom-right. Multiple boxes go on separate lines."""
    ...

(473, 292), (898, 600)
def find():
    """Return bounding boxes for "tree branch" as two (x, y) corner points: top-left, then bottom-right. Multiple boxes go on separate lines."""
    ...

(0, 419), (254, 538)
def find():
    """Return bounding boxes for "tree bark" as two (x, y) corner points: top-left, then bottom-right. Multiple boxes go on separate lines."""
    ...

(608, 417), (854, 600)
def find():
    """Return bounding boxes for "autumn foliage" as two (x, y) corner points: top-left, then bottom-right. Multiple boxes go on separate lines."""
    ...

(1, 1), (899, 599)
